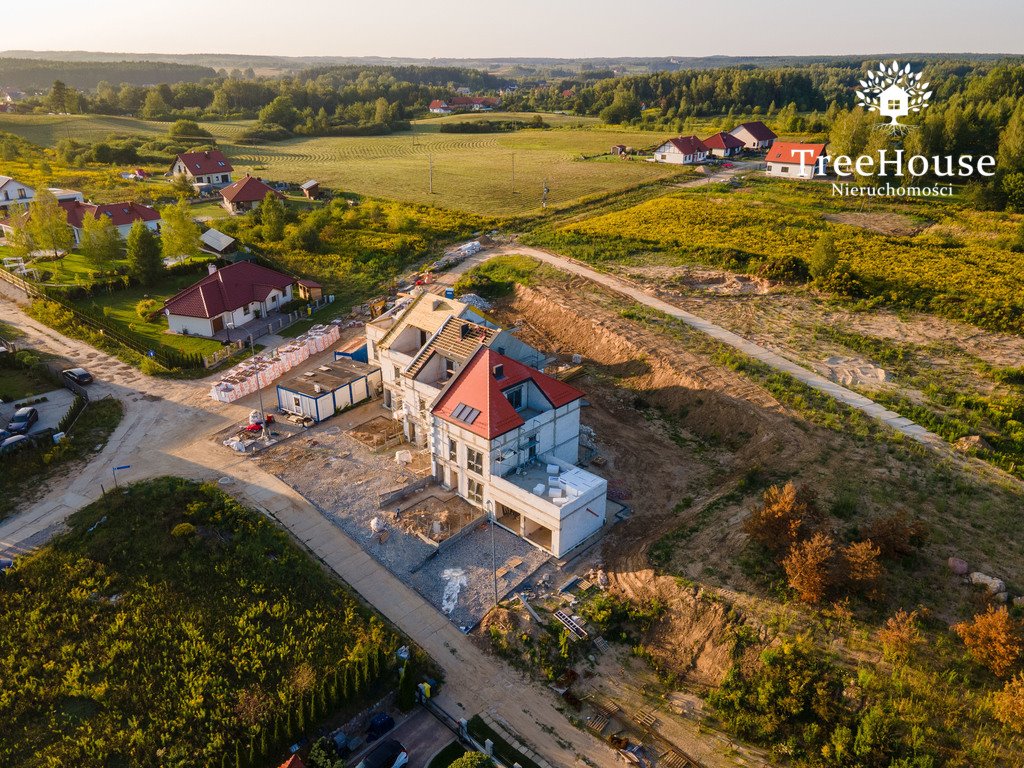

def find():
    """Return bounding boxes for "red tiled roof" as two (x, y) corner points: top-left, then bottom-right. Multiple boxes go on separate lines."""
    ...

(432, 348), (583, 440)
(59, 201), (160, 229)
(174, 150), (233, 176)
(662, 136), (708, 155)
(278, 756), (305, 768)
(731, 121), (778, 142)
(296, 278), (321, 288)
(220, 175), (282, 204)
(702, 131), (745, 150)
(164, 261), (295, 319)
(766, 142), (827, 165)
(429, 100), (449, 109)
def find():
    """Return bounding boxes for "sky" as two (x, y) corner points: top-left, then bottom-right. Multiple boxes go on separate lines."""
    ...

(7, 0), (1024, 59)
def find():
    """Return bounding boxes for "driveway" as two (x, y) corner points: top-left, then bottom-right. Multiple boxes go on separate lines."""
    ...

(0, 387), (76, 435)
(345, 709), (455, 768)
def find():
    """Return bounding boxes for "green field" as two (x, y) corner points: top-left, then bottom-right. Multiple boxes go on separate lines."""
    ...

(0, 476), (401, 765)
(0, 112), (696, 216)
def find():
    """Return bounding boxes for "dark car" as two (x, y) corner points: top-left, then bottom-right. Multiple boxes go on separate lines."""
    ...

(366, 713), (395, 742)
(0, 557), (13, 572)
(354, 739), (408, 768)
(6, 407), (38, 434)
(62, 367), (94, 385)
(0, 434), (31, 455)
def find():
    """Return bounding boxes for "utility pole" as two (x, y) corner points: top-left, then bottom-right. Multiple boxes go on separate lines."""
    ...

(251, 334), (268, 443)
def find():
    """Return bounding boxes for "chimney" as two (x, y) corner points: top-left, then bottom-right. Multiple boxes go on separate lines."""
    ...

(207, 263), (218, 275)
(492, 363), (504, 379)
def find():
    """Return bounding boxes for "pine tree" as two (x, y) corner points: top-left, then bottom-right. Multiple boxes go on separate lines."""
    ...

(126, 220), (163, 286)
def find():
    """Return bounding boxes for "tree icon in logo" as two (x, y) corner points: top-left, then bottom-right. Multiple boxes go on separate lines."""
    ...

(855, 61), (932, 132)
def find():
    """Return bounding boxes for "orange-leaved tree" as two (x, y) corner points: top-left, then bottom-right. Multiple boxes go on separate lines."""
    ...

(953, 605), (1022, 678)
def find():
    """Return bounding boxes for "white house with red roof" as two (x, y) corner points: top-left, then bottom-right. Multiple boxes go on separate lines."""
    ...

(430, 347), (608, 557)
(702, 131), (746, 158)
(163, 261), (298, 337)
(170, 150), (234, 188)
(0, 176), (34, 213)
(765, 142), (828, 180)
(60, 200), (161, 243)
(220, 175), (283, 214)
(729, 121), (778, 150)
(428, 96), (501, 114)
(651, 135), (710, 164)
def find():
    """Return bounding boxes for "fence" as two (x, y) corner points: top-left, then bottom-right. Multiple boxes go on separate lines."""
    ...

(202, 339), (245, 369)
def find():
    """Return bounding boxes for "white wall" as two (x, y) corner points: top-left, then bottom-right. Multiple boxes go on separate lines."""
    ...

(167, 313), (214, 336)
(0, 180), (34, 210)
(766, 162), (817, 180)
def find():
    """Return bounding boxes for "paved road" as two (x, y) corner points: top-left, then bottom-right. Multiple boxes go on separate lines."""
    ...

(482, 245), (943, 446)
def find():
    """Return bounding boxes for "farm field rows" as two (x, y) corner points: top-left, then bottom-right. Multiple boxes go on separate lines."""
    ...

(0, 113), (693, 215)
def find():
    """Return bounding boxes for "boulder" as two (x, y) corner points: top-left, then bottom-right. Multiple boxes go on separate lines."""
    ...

(993, 591), (1009, 604)
(947, 557), (969, 576)
(1013, 596), (1024, 608)
(954, 435), (992, 453)
(969, 572), (1006, 595)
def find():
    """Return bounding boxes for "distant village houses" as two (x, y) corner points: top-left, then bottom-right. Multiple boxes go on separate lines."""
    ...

(428, 96), (501, 114)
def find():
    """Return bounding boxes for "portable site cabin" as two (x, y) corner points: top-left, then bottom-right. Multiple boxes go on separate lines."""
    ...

(334, 337), (369, 363)
(276, 358), (382, 423)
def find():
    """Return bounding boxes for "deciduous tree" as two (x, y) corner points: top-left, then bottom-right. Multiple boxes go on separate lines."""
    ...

(23, 188), (73, 260)
(79, 212), (121, 269)
(841, 540), (884, 598)
(261, 191), (285, 241)
(953, 605), (1022, 678)
(993, 673), (1024, 732)
(160, 199), (201, 261)
(743, 481), (820, 553)
(877, 609), (923, 663)
(783, 532), (835, 604)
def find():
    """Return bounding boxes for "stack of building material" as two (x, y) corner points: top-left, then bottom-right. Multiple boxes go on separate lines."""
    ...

(208, 324), (342, 402)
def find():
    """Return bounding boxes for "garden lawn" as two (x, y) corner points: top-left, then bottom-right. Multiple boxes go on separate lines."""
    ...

(0, 476), (402, 766)
(72, 272), (223, 356)
(0, 365), (55, 402)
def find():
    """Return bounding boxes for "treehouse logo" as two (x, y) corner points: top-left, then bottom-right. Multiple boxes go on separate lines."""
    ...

(855, 60), (932, 133)
(819, 60), (996, 198)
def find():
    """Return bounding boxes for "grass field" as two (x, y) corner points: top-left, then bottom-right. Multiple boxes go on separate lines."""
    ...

(0, 112), (696, 216)
(73, 272), (224, 356)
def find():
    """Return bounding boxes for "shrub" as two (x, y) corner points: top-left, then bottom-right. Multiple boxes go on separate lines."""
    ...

(449, 753), (493, 768)
(862, 512), (927, 559)
(757, 253), (809, 283)
(953, 605), (1023, 678)
(743, 481), (821, 553)
(171, 522), (196, 538)
(877, 609), (923, 664)
(840, 540), (883, 598)
(136, 298), (160, 320)
(783, 532), (836, 604)
(993, 673), (1024, 731)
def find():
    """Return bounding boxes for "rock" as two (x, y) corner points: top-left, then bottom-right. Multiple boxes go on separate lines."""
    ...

(947, 557), (969, 576)
(1013, 596), (1024, 608)
(994, 592), (1009, 603)
(969, 572), (1006, 595)
(955, 435), (992, 453)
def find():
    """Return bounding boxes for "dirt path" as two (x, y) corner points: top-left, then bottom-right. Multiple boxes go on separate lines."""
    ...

(483, 244), (944, 448)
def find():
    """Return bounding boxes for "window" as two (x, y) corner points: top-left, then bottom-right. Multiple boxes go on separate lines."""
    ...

(887, 99), (901, 110)
(448, 438), (457, 461)
(292, 396), (301, 408)
(393, 365), (401, 381)
(445, 358), (457, 378)
(467, 479), (483, 504)
(466, 447), (483, 475)
(780, 166), (789, 173)
(505, 386), (523, 410)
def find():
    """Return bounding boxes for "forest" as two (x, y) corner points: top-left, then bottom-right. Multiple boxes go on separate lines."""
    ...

(0, 58), (216, 90)
(0, 477), (403, 767)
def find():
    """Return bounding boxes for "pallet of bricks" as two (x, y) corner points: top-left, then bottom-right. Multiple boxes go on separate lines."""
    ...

(208, 324), (342, 403)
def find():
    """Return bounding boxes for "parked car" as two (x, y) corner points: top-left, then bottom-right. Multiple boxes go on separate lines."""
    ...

(366, 713), (395, 742)
(0, 557), (14, 572)
(62, 367), (94, 385)
(354, 739), (408, 768)
(6, 407), (38, 434)
(0, 434), (31, 455)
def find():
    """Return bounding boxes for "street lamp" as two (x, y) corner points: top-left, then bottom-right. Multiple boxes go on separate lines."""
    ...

(250, 333), (269, 443)
(225, 321), (234, 344)
(485, 499), (498, 607)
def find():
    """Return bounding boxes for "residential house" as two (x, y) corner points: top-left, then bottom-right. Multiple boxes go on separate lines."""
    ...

(49, 188), (85, 204)
(169, 150), (233, 188)
(729, 121), (778, 150)
(702, 131), (746, 158)
(651, 136), (710, 164)
(428, 100), (453, 114)
(0, 176), (33, 213)
(163, 261), (297, 337)
(60, 201), (161, 244)
(430, 347), (608, 557)
(765, 142), (828, 180)
(365, 291), (545, 447)
(219, 175), (283, 214)
(198, 228), (237, 257)
(276, 358), (382, 423)
(0, 88), (25, 103)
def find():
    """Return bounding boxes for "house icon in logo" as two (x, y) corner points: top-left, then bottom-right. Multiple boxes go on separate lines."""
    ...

(878, 83), (911, 125)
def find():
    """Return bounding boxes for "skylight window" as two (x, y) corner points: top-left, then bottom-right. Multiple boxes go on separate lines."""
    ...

(451, 403), (480, 425)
